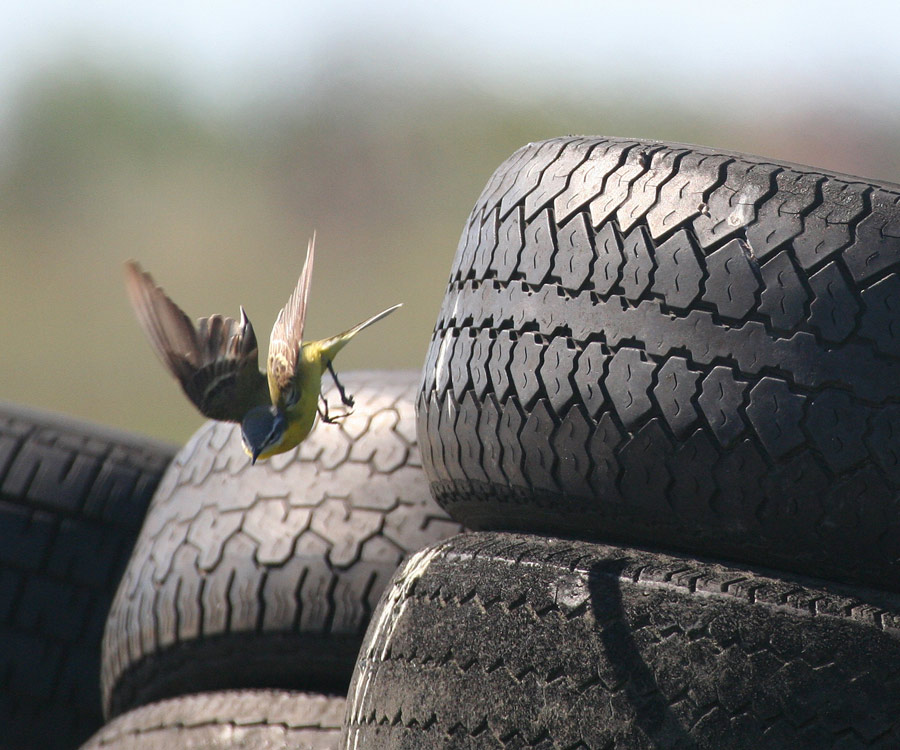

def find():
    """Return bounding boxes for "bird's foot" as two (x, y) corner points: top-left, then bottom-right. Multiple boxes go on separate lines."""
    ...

(318, 394), (353, 424)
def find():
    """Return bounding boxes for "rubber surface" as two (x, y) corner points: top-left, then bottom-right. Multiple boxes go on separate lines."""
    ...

(102, 371), (464, 718)
(81, 690), (344, 749)
(0, 402), (176, 750)
(418, 135), (900, 591)
(343, 531), (900, 750)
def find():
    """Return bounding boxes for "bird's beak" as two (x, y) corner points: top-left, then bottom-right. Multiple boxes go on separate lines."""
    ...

(251, 448), (260, 465)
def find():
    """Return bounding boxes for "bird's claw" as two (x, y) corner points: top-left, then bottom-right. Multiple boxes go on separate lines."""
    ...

(318, 394), (353, 424)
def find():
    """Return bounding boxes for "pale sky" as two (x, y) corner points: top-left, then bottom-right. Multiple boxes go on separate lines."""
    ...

(1, 0), (899, 120)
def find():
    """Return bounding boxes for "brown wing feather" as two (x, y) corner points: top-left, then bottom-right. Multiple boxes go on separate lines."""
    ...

(124, 261), (269, 422)
(267, 233), (315, 392)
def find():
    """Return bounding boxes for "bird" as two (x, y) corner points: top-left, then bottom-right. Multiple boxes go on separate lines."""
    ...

(124, 234), (401, 463)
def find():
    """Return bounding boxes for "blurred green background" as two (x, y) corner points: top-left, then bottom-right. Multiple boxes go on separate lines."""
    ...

(1, 1), (899, 445)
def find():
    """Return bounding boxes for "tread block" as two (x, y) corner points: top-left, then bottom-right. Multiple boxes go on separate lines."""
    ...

(510, 333), (544, 408)
(589, 147), (653, 228)
(470, 208), (499, 281)
(494, 207), (524, 282)
(758, 252), (808, 331)
(477, 143), (534, 221)
(523, 139), (591, 221)
(552, 405), (593, 498)
(497, 399), (527, 489)
(553, 211), (593, 290)
(617, 148), (686, 232)
(745, 170), (822, 260)
(745, 377), (806, 458)
(605, 347), (656, 429)
(653, 356), (702, 438)
(539, 337), (578, 414)
(521, 209), (556, 285)
(553, 140), (634, 224)
(619, 225), (655, 300)
(650, 229), (704, 309)
(449, 332), (474, 401)
(478, 395), (507, 487)
(590, 223), (623, 296)
(668, 431), (718, 521)
(843, 188), (900, 282)
(804, 390), (869, 473)
(692, 161), (773, 248)
(451, 212), (481, 283)
(2, 443), (97, 513)
(793, 180), (868, 269)
(698, 366), (748, 446)
(487, 331), (517, 401)
(588, 413), (624, 504)
(701, 238), (760, 320)
(619, 419), (674, 515)
(859, 272), (900, 356)
(456, 391), (489, 484)
(436, 392), (463, 489)
(646, 151), (728, 239)
(468, 329), (493, 400)
(498, 140), (571, 220)
(807, 261), (859, 343)
(573, 342), (608, 419)
(520, 400), (558, 494)
(433, 331), (454, 397)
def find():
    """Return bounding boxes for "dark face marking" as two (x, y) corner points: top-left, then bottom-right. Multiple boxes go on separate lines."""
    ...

(241, 404), (287, 463)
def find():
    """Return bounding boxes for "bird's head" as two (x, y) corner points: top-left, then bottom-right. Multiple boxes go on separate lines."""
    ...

(241, 404), (288, 464)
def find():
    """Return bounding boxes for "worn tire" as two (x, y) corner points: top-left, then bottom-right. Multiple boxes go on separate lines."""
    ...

(81, 690), (343, 749)
(419, 135), (900, 591)
(102, 371), (464, 718)
(343, 532), (900, 750)
(0, 403), (175, 750)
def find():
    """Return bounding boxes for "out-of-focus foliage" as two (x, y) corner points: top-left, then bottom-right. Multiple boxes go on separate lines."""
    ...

(1, 64), (898, 442)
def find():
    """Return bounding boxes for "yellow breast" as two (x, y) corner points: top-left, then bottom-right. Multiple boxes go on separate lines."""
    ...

(257, 344), (324, 459)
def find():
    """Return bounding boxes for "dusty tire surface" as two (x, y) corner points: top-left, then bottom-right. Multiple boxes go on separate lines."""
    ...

(419, 135), (900, 591)
(0, 403), (176, 750)
(102, 371), (464, 718)
(80, 690), (344, 749)
(343, 532), (900, 750)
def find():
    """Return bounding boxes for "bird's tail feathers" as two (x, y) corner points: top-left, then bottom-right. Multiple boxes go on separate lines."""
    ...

(317, 303), (402, 363)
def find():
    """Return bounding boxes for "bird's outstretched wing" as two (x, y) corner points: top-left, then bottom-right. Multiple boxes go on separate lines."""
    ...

(267, 233), (315, 395)
(124, 261), (270, 422)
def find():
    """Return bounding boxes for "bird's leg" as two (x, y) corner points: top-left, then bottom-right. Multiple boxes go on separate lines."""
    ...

(318, 392), (350, 424)
(327, 361), (355, 408)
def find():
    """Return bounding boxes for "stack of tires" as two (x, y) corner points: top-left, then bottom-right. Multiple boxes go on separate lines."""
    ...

(1, 372), (461, 750)
(342, 137), (900, 748)
(85, 371), (463, 749)
(7, 137), (900, 750)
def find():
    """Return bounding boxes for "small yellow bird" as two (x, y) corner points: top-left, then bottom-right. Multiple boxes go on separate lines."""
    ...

(124, 235), (401, 462)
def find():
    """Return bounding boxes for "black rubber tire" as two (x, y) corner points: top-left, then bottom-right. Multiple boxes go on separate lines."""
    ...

(0, 402), (176, 750)
(80, 690), (343, 749)
(343, 531), (900, 750)
(418, 135), (900, 592)
(102, 370), (465, 718)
